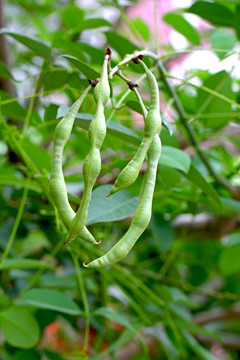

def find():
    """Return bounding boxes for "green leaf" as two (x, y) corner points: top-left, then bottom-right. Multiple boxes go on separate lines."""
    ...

(163, 13), (200, 45)
(219, 243), (240, 275)
(209, 29), (237, 59)
(42, 69), (69, 91)
(22, 138), (51, 173)
(175, 318), (220, 340)
(183, 332), (217, 360)
(0, 60), (13, 79)
(107, 120), (140, 146)
(150, 214), (174, 252)
(126, 100), (146, 115)
(52, 38), (87, 61)
(187, 1), (234, 27)
(220, 196), (240, 215)
(86, 185), (139, 225)
(0, 29), (51, 59)
(57, 106), (140, 146)
(13, 350), (39, 360)
(0, 259), (55, 270)
(19, 289), (82, 315)
(94, 326), (142, 360)
(126, 101), (173, 135)
(61, 4), (84, 28)
(44, 350), (64, 360)
(77, 18), (112, 31)
(0, 173), (41, 192)
(186, 163), (220, 204)
(94, 307), (135, 331)
(0, 90), (27, 121)
(228, 231), (240, 246)
(105, 31), (138, 57)
(0, 307), (40, 348)
(63, 55), (100, 79)
(133, 18), (150, 41)
(160, 146), (191, 173)
(79, 43), (106, 65)
(197, 71), (234, 129)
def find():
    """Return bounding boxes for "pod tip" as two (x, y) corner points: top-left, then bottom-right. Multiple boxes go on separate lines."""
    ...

(105, 47), (111, 58)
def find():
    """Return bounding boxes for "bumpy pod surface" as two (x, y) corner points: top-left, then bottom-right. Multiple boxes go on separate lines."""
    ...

(108, 59), (161, 197)
(65, 50), (111, 246)
(50, 86), (98, 244)
(84, 134), (161, 268)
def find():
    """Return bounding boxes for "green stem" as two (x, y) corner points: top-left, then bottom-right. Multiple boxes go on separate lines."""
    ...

(0, 177), (30, 268)
(159, 240), (182, 277)
(158, 47), (237, 60)
(107, 72), (147, 125)
(72, 254), (90, 355)
(22, 63), (44, 136)
(1, 86), (66, 106)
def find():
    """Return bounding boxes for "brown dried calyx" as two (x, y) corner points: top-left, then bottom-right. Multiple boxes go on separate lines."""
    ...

(88, 79), (99, 88)
(132, 54), (143, 64)
(127, 81), (138, 91)
(105, 47), (111, 59)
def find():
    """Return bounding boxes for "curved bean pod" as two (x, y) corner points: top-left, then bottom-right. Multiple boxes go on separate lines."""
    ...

(50, 86), (98, 244)
(65, 49), (111, 246)
(108, 59), (161, 197)
(84, 134), (161, 268)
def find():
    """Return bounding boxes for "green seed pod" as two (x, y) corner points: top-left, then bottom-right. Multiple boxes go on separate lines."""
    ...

(84, 134), (162, 268)
(50, 86), (98, 245)
(108, 59), (161, 197)
(65, 48), (111, 246)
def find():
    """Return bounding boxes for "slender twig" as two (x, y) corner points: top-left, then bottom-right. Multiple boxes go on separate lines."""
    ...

(22, 62), (45, 136)
(72, 254), (90, 355)
(0, 177), (30, 267)
(1, 86), (67, 106)
(158, 47), (238, 60)
(107, 71), (147, 125)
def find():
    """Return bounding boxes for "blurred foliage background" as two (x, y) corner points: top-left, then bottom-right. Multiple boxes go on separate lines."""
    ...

(0, 0), (240, 359)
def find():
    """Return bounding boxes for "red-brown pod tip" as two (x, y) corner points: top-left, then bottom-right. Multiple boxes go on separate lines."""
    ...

(127, 81), (138, 91)
(106, 47), (111, 58)
(132, 57), (139, 64)
(132, 54), (143, 64)
(88, 79), (99, 87)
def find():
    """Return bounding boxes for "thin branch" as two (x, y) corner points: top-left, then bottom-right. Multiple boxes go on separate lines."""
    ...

(72, 254), (90, 355)
(0, 177), (30, 267)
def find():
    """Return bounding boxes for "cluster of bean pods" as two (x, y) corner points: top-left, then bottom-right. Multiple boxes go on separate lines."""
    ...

(50, 50), (162, 267)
